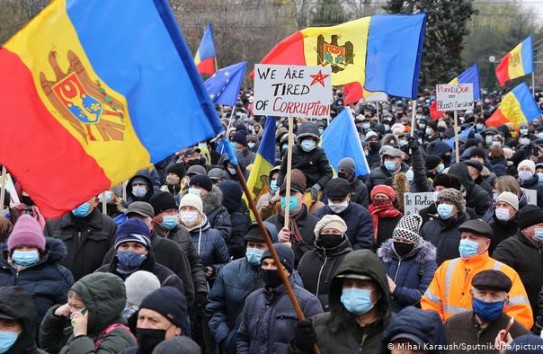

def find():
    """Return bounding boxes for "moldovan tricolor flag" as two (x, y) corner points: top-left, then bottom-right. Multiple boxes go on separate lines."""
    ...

(486, 82), (540, 129)
(0, 0), (224, 218)
(430, 64), (481, 120)
(495, 36), (533, 86)
(194, 24), (216, 75)
(255, 14), (426, 104)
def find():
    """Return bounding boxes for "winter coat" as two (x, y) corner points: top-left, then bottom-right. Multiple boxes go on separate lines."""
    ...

(349, 177), (370, 208)
(125, 170), (155, 205)
(289, 249), (392, 354)
(445, 312), (529, 354)
(0, 238), (74, 337)
(367, 149), (382, 170)
(313, 202), (374, 250)
(219, 180), (251, 259)
(493, 231), (543, 323)
(203, 185), (232, 244)
(489, 157), (508, 177)
(489, 214), (519, 255)
(380, 306), (446, 354)
(188, 217), (230, 270)
(237, 278), (323, 354)
(448, 163), (491, 217)
(44, 209), (116, 281)
(40, 273), (136, 354)
(366, 163), (409, 192)
(276, 145), (333, 189)
(377, 239), (437, 313)
(297, 237), (352, 311)
(421, 212), (471, 265)
(520, 174), (543, 208)
(374, 215), (403, 250)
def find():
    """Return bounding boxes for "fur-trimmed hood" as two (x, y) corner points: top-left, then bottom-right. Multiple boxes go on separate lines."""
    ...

(377, 238), (436, 264)
(203, 185), (223, 215)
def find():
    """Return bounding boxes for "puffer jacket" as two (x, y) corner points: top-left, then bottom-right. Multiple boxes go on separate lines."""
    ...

(0, 238), (74, 337)
(420, 212), (471, 265)
(313, 202), (374, 250)
(289, 249), (392, 354)
(276, 145), (333, 189)
(40, 273), (136, 354)
(203, 185), (233, 243)
(188, 217), (230, 270)
(125, 170), (155, 205)
(448, 163), (491, 217)
(377, 239), (437, 313)
(44, 208), (116, 281)
(297, 237), (352, 311)
(237, 277), (323, 354)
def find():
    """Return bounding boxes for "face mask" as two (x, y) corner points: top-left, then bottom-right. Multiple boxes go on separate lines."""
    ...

(246, 247), (264, 266)
(518, 171), (533, 181)
(259, 269), (283, 288)
(137, 328), (167, 354)
(187, 158), (202, 166)
(485, 136), (493, 145)
(495, 208), (510, 221)
(538, 173), (543, 183)
(399, 139), (408, 148)
(520, 128), (529, 135)
(383, 124), (390, 132)
(230, 141), (239, 150)
(166, 175), (180, 185)
(227, 167), (236, 175)
(384, 161), (397, 172)
(270, 180), (278, 194)
(337, 172), (348, 179)
(282, 144), (288, 151)
(491, 141), (501, 147)
(476, 123), (484, 131)
(180, 211), (199, 226)
(98, 191), (114, 203)
(437, 203), (454, 220)
(340, 288), (374, 315)
(329, 201), (349, 214)
(362, 123), (370, 129)
(320, 234), (343, 249)
(72, 202), (92, 218)
(0, 331), (19, 354)
(117, 250), (146, 269)
(132, 185), (147, 198)
(437, 164), (445, 174)
(425, 128), (433, 136)
(11, 249), (39, 266)
(318, 128), (324, 135)
(188, 188), (201, 196)
(159, 214), (178, 230)
(393, 241), (415, 257)
(248, 142), (256, 149)
(300, 139), (317, 152)
(368, 142), (379, 150)
(472, 297), (504, 322)
(373, 198), (392, 207)
(406, 170), (414, 182)
(519, 138), (530, 145)
(458, 239), (480, 258)
(280, 196), (299, 212)
(534, 228), (543, 242)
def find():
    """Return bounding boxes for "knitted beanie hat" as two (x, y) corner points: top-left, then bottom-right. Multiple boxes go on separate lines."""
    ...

(518, 159), (536, 174)
(124, 270), (160, 307)
(179, 194), (203, 214)
(371, 185), (396, 202)
(7, 215), (46, 253)
(314, 215), (348, 239)
(392, 214), (423, 247)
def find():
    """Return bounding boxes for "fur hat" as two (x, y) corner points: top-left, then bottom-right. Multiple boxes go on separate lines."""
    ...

(314, 215), (348, 238)
(437, 188), (465, 213)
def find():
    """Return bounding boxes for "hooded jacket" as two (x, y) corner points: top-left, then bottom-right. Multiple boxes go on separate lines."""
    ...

(40, 273), (136, 354)
(289, 249), (392, 354)
(0, 238), (74, 337)
(377, 239), (437, 313)
(203, 185), (233, 244)
(448, 163), (491, 217)
(126, 170), (155, 205)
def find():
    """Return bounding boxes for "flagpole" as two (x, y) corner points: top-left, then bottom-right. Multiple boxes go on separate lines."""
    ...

(410, 100), (416, 137)
(454, 110), (460, 164)
(0, 166), (6, 212)
(101, 192), (107, 215)
(532, 72), (536, 96)
(283, 117), (294, 231)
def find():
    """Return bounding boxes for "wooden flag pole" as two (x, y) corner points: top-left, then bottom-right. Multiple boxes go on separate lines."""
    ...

(454, 110), (460, 164)
(283, 116), (294, 230)
(101, 192), (107, 215)
(410, 100), (417, 137)
(532, 72), (536, 96)
(0, 166), (6, 212)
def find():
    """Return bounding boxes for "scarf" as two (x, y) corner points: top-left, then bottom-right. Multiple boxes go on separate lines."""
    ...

(280, 204), (306, 244)
(368, 199), (402, 242)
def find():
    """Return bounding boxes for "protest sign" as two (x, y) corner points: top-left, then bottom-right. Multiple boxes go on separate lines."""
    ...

(435, 83), (474, 111)
(521, 188), (537, 206)
(404, 192), (434, 216)
(253, 64), (332, 118)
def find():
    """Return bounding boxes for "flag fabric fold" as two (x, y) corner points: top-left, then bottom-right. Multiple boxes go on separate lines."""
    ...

(445, 127), (472, 149)
(495, 36), (533, 86)
(194, 23), (216, 75)
(321, 108), (369, 177)
(204, 61), (247, 107)
(255, 13), (426, 103)
(0, 0), (223, 218)
(486, 82), (540, 129)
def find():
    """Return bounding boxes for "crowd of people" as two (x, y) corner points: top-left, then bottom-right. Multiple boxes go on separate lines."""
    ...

(1, 87), (543, 353)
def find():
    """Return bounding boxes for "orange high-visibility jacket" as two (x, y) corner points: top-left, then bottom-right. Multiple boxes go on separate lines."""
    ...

(421, 251), (533, 330)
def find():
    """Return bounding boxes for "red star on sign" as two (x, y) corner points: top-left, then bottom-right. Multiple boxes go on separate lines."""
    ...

(309, 70), (329, 87)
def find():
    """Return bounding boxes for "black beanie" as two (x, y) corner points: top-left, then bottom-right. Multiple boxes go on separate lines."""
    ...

(425, 155), (442, 170)
(190, 175), (213, 192)
(140, 286), (187, 328)
(518, 205), (543, 230)
(166, 164), (186, 179)
(261, 243), (294, 273)
(149, 192), (177, 216)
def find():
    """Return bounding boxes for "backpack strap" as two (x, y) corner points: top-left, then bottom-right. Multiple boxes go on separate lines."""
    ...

(94, 323), (134, 350)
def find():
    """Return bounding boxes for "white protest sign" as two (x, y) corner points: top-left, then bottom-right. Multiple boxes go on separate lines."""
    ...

(0, 173), (20, 206)
(404, 192), (434, 216)
(253, 64), (332, 118)
(435, 83), (474, 111)
(521, 188), (538, 206)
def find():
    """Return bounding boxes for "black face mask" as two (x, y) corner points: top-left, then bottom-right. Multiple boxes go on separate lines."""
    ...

(320, 235), (343, 249)
(393, 241), (415, 257)
(337, 172), (348, 180)
(137, 328), (167, 354)
(259, 269), (283, 288)
(186, 158), (203, 166)
(368, 142), (379, 151)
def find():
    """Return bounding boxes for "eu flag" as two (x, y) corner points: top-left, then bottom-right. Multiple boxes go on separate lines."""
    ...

(204, 61), (247, 107)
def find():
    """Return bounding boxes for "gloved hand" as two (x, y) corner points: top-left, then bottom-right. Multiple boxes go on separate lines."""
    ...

(407, 136), (419, 151)
(308, 185), (320, 202)
(195, 292), (208, 307)
(204, 266), (217, 280)
(293, 319), (317, 352)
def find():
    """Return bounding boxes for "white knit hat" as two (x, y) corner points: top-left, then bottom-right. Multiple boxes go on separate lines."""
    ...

(392, 214), (423, 247)
(497, 191), (519, 211)
(125, 271), (161, 306)
(314, 215), (348, 239)
(518, 159), (536, 174)
(179, 193), (203, 214)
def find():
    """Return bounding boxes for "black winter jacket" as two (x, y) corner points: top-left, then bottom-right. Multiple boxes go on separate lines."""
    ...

(366, 163), (409, 192)
(421, 212), (471, 265)
(277, 145), (333, 189)
(349, 177), (370, 208)
(489, 214), (519, 255)
(448, 163), (491, 217)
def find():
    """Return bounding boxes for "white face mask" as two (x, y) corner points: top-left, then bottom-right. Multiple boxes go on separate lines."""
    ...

(329, 200), (349, 214)
(180, 211), (199, 226)
(495, 207), (511, 221)
(188, 188), (201, 196)
(132, 185), (147, 198)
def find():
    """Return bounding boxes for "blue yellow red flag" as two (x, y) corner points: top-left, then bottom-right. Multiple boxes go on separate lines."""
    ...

(194, 24), (216, 75)
(486, 82), (540, 129)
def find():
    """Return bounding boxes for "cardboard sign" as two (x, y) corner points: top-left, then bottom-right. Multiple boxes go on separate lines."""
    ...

(0, 173), (20, 206)
(435, 83), (474, 111)
(404, 192), (434, 216)
(253, 64), (333, 118)
(521, 188), (538, 206)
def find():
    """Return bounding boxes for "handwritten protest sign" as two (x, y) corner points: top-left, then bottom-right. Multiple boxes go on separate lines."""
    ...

(521, 188), (537, 206)
(253, 64), (332, 118)
(404, 192), (434, 216)
(435, 83), (474, 111)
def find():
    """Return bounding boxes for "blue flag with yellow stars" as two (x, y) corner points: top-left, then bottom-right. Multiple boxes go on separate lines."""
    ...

(204, 61), (247, 107)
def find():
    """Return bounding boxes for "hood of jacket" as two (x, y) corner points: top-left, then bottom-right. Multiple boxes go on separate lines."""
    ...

(70, 272), (126, 335)
(218, 180), (242, 213)
(0, 286), (38, 353)
(203, 185), (223, 215)
(126, 170), (154, 200)
(448, 162), (474, 192)
(377, 239), (436, 264)
(329, 249), (390, 318)
(432, 142), (452, 158)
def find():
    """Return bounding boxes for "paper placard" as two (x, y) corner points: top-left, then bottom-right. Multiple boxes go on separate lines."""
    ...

(435, 83), (474, 111)
(521, 188), (537, 206)
(404, 192), (434, 216)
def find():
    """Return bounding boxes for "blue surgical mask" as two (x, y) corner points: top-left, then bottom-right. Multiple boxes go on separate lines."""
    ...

(280, 196), (299, 212)
(159, 215), (178, 230)
(362, 123), (371, 130)
(72, 202), (91, 218)
(318, 128), (324, 135)
(246, 247), (264, 266)
(458, 239), (479, 258)
(485, 136), (493, 145)
(518, 171), (533, 181)
(300, 139), (317, 152)
(340, 288), (375, 315)
(11, 249), (39, 266)
(476, 123), (484, 132)
(270, 180), (278, 194)
(538, 173), (543, 183)
(117, 251), (146, 269)
(227, 167), (236, 175)
(534, 228), (543, 242)
(248, 142), (256, 149)
(437, 203), (454, 220)
(520, 128), (529, 135)
(399, 139), (408, 147)
(282, 144), (288, 151)
(384, 161), (397, 172)
(0, 331), (19, 354)
(132, 185), (147, 198)
(437, 163), (445, 174)
(98, 191), (114, 203)
(188, 188), (201, 196)
(406, 170), (414, 182)
(230, 141), (239, 150)
(472, 297), (504, 322)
